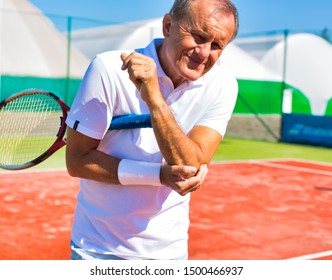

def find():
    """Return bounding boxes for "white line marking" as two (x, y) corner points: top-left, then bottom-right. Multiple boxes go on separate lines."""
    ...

(252, 161), (332, 177)
(213, 158), (332, 167)
(287, 250), (332, 260)
(281, 158), (332, 168)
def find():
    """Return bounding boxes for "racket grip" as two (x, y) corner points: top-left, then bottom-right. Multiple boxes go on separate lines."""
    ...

(109, 114), (152, 130)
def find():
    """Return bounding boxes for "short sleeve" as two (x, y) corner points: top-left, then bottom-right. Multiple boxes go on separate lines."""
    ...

(66, 56), (113, 140)
(196, 73), (238, 137)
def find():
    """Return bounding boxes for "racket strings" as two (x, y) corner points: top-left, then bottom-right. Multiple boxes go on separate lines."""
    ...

(0, 94), (63, 167)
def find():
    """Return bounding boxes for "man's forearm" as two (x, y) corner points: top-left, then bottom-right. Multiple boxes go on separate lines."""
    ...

(149, 101), (204, 167)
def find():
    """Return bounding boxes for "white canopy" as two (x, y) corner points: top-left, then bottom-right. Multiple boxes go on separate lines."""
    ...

(262, 33), (332, 115)
(0, 0), (89, 78)
(72, 17), (280, 81)
(218, 43), (281, 81)
(71, 18), (164, 59)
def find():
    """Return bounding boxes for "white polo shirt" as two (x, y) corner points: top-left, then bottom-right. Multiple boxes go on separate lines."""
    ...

(66, 39), (238, 260)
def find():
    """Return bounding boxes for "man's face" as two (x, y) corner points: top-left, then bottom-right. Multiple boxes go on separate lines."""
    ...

(161, 3), (235, 87)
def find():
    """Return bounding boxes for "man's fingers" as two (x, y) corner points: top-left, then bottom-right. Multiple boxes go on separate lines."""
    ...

(174, 165), (197, 179)
(120, 53), (129, 70)
(176, 165), (209, 196)
(176, 176), (201, 196)
(196, 164), (209, 184)
(160, 164), (208, 196)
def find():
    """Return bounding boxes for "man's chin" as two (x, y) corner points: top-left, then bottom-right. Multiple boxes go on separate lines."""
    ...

(183, 69), (205, 81)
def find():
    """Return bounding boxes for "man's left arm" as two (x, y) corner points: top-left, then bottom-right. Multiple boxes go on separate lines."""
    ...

(121, 52), (222, 168)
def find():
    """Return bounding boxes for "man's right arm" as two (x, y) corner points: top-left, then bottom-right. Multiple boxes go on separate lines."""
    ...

(66, 127), (207, 195)
(66, 127), (121, 184)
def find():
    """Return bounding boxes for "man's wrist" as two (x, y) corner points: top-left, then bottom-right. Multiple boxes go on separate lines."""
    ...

(118, 159), (162, 186)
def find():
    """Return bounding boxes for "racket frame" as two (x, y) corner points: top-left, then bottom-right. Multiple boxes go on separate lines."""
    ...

(0, 89), (69, 170)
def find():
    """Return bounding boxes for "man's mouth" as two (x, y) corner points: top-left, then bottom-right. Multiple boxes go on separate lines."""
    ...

(188, 56), (206, 69)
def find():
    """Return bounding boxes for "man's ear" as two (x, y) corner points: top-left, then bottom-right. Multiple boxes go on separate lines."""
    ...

(162, 14), (173, 38)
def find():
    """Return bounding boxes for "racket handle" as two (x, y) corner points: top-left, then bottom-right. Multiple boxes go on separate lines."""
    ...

(109, 114), (152, 130)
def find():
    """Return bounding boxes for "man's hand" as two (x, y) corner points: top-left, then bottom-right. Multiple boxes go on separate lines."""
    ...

(160, 164), (209, 196)
(121, 52), (162, 106)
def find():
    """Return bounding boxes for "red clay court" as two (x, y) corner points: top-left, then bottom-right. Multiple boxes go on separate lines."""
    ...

(1, 159), (332, 260)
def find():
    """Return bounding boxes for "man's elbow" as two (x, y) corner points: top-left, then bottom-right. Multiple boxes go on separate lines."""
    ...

(66, 155), (81, 178)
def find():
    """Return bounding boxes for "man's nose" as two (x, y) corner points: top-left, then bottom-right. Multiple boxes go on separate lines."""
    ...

(195, 43), (211, 58)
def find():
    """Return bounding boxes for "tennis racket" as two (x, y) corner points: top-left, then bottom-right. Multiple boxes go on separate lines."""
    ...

(0, 89), (151, 170)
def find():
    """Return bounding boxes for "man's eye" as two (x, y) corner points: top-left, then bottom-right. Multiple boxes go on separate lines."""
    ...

(212, 42), (223, 50)
(192, 33), (205, 42)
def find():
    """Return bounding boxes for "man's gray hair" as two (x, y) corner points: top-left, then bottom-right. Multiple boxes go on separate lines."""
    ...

(169, 0), (239, 41)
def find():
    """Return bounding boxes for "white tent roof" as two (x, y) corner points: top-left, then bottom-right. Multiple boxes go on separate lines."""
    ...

(262, 33), (332, 115)
(234, 34), (285, 60)
(71, 18), (164, 59)
(72, 17), (280, 81)
(218, 43), (281, 81)
(0, 0), (90, 78)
